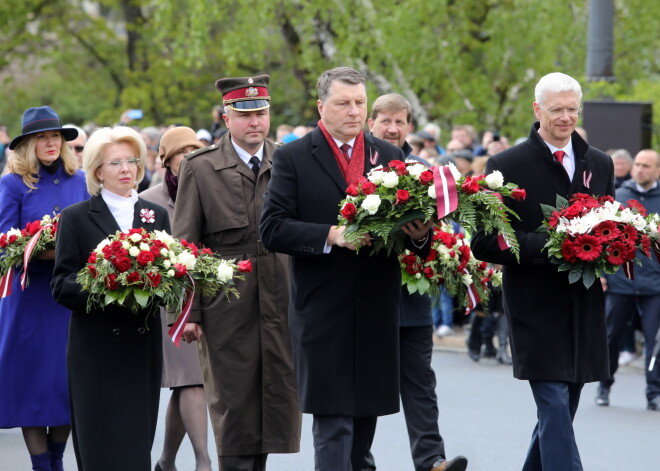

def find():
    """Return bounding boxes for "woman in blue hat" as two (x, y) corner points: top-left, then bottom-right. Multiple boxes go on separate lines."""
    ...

(0, 106), (88, 471)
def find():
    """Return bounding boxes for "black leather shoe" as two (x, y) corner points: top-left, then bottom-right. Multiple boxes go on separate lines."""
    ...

(595, 386), (609, 406)
(482, 344), (497, 358)
(648, 397), (660, 411)
(431, 455), (468, 471)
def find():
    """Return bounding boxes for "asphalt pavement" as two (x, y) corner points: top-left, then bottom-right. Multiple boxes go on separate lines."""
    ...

(1, 338), (657, 470)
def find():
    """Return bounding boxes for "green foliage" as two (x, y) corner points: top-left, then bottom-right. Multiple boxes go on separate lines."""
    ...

(0, 0), (657, 148)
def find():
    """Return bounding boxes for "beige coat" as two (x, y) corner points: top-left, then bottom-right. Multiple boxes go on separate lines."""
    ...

(139, 182), (204, 388)
(172, 134), (300, 456)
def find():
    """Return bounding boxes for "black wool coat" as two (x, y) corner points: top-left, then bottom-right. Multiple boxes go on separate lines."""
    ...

(260, 128), (428, 417)
(51, 195), (169, 471)
(471, 123), (614, 383)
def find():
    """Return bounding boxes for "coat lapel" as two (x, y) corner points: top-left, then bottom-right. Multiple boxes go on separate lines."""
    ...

(215, 134), (257, 182)
(310, 128), (349, 194)
(88, 195), (121, 237)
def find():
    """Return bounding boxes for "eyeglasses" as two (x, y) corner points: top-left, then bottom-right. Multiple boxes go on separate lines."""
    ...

(100, 158), (142, 169)
(538, 104), (583, 117)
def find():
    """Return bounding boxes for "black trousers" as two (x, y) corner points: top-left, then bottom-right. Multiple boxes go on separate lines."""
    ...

(219, 454), (267, 471)
(313, 415), (377, 471)
(363, 326), (445, 471)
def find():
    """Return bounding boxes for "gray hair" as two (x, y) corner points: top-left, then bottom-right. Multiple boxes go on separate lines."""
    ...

(316, 67), (366, 102)
(610, 148), (632, 164)
(534, 72), (583, 105)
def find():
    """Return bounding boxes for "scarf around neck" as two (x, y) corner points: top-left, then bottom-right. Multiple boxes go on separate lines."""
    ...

(317, 120), (366, 186)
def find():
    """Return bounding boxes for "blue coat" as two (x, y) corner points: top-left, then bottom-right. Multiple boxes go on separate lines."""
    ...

(0, 164), (87, 426)
(605, 179), (660, 296)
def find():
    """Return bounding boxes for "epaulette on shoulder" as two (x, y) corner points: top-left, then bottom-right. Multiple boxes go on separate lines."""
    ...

(186, 144), (217, 160)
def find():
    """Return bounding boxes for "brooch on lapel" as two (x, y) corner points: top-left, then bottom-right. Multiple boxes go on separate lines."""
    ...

(140, 208), (156, 224)
(369, 148), (379, 166)
(582, 170), (593, 189)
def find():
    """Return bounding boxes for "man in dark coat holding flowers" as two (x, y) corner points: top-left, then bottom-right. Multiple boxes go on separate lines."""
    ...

(471, 72), (614, 471)
(260, 67), (432, 471)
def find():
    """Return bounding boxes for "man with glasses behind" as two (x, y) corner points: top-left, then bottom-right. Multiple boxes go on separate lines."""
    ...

(63, 124), (87, 168)
(471, 72), (614, 471)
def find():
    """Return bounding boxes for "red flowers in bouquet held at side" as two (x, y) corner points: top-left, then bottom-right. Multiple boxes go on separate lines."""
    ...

(399, 223), (501, 313)
(540, 193), (658, 288)
(77, 228), (246, 314)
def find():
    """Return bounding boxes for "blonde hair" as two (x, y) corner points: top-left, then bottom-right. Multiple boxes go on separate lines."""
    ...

(83, 126), (147, 196)
(11, 133), (79, 190)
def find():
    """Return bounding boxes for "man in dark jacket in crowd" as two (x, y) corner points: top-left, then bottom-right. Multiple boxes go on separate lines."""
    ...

(471, 72), (614, 471)
(597, 149), (660, 411)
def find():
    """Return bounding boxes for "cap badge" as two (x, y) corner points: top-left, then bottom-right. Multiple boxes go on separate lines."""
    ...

(247, 77), (254, 84)
(245, 87), (259, 97)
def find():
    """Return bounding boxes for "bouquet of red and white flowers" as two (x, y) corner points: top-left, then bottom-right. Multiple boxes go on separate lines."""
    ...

(0, 214), (59, 296)
(76, 228), (251, 315)
(337, 160), (524, 255)
(540, 193), (658, 288)
(399, 223), (502, 313)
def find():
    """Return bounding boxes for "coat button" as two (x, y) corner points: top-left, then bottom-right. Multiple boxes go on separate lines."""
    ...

(137, 327), (147, 335)
(53, 179), (60, 184)
(112, 328), (120, 336)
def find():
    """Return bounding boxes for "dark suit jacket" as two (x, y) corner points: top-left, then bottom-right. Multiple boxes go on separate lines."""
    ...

(51, 194), (169, 471)
(260, 127), (428, 416)
(471, 123), (614, 383)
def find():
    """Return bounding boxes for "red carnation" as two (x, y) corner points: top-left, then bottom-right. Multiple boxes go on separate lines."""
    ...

(511, 188), (526, 201)
(126, 271), (141, 283)
(238, 259), (253, 273)
(561, 239), (578, 263)
(388, 160), (408, 176)
(341, 202), (358, 222)
(360, 181), (377, 195)
(113, 257), (132, 273)
(146, 272), (161, 288)
(104, 273), (119, 290)
(8, 234), (17, 244)
(136, 250), (155, 267)
(87, 265), (97, 277)
(88, 252), (97, 264)
(202, 248), (213, 255)
(419, 170), (434, 185)
(564, 204), (584, 220)
(460, 177), (480, 195)
(346, 184), (360, 197)
(626, 199), (647, 217)
(425, 249), (438, 262)
(606, 241), (628, 265)
(395, 189), (410, 205)
(574, 234), (603, 262)
(401, 254), (417, 266)
(173, 263), (187, 278)
(570, 193), (592, 203)
(423, 267), (435, 279)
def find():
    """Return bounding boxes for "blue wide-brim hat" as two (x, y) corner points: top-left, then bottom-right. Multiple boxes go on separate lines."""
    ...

(9, 106), (78, 150)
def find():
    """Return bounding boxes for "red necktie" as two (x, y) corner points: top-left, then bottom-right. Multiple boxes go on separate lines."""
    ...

(340, 144), (351, 164)
(553, 150), (565, 165)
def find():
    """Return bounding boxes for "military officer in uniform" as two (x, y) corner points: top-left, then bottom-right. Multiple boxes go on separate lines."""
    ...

(172, 74), (301, 471)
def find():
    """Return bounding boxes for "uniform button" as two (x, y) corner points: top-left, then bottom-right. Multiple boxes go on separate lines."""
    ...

(53, 205), (61, 211)
(53, 179), (60, 184)
(112, 328), (120, 336)
(137, 327), (147, 335)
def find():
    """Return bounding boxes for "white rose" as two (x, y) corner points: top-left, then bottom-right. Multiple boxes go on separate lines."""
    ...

(461, 273), (474, 286)
(407, 163), (426, 178)
(361, 194), (382, 215)
(153, 230), (175, 246)
(381, 171), (399, 188)
(216, 262), (234, 282)
(163, 260), (171, 269)
(166, 269), (175, 277)
(139, 242), (150, 251)
(7, 228), (22, 238)
(122, 241), (130, 250)
(129, 233), (142, 243)
(367, 166), (385, 184)
(484, 170), (504, 189)
(160, 248), (168, 257)
(129, 246), (140, 257)
(177, 251), (197, 270)
(428, 184), (436, 199)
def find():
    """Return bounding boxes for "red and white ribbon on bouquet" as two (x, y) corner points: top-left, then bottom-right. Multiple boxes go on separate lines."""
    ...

(462, 267), (481, 314)
(168, 273), (195, 347)
(432, 165), (459, 219)
(20, 223), (54, 290)
(0, 271), (13, 298)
